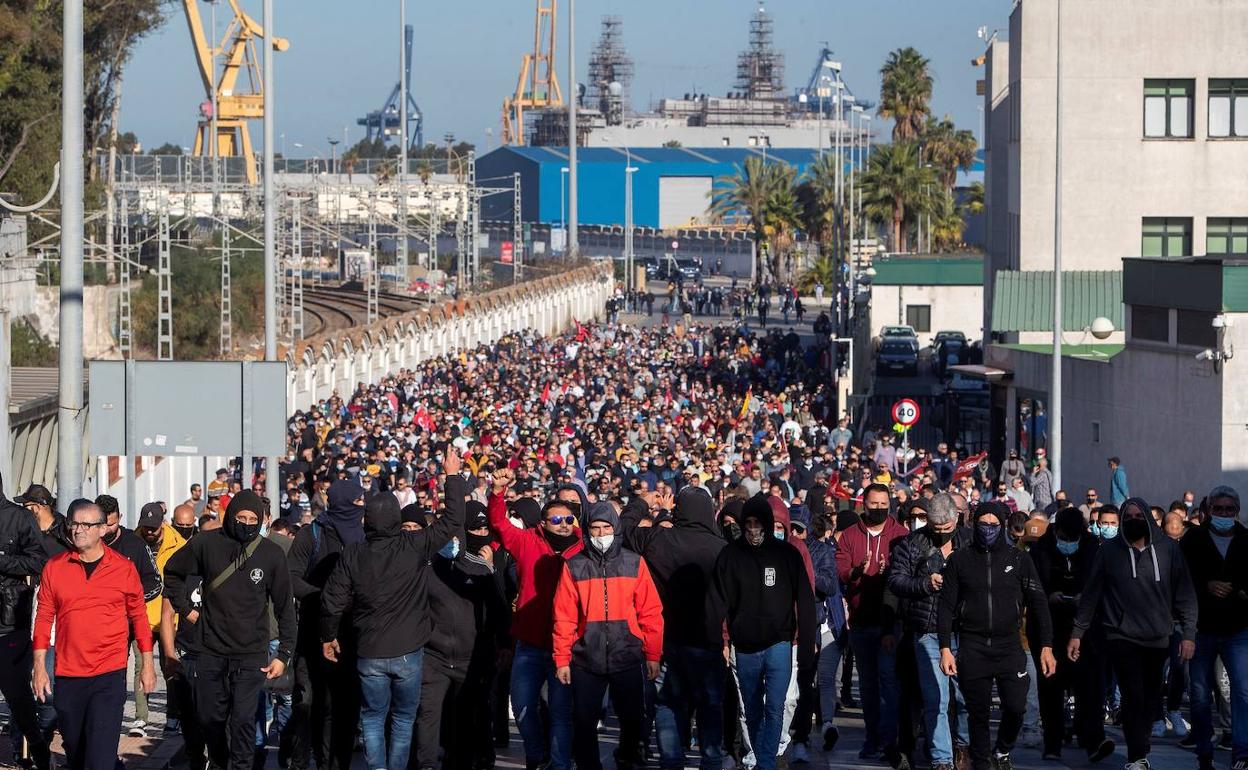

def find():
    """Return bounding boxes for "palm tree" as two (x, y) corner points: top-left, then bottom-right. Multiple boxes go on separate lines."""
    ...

(964, 181), (985, 216)
(923, 115), (978, 192)
(857, 142), (938, 252)
(710, 157), (800, 281)
(878, 47), (934, 143)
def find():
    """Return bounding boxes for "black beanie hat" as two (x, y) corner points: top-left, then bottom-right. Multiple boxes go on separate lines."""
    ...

(227, 490), (265, 520)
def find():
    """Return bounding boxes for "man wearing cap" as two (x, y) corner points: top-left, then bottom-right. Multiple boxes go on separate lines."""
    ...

(553, 501), (664, 770)
(17, 484), (67, 558)
(207, 468), (230, 497)
(133, 501), (191, 736)
(164, 490), (296, 770)
(33, 498), (154, 770)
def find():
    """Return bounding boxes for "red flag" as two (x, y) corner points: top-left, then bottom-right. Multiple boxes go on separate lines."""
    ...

(953, 451), (988, 482)
(575, 320), (588, 342)
(414, 405), (435, 432)
(541, 382), (551, 403)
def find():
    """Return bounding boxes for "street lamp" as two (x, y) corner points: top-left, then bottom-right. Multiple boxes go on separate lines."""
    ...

(328, 137), (340, 178)
(624, 160), (638, 292)
(1051, 0), (1065, 487)
(560, 166), (570, 254)
(759, 129), (769, 164)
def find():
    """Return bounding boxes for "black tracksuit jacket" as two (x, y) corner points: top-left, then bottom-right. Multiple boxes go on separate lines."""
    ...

(937, 538), (1053, 651)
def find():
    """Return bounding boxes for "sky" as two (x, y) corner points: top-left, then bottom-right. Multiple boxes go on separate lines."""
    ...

(122, 0), (1011, 157)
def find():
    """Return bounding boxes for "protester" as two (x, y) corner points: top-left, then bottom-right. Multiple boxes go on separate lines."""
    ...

(553, 502), (664, 770)
(938, 501), (1056, 770)
(1070, 497), (1198, 770)
(163, 490), (297, 770)
(33, 498), (155, 770)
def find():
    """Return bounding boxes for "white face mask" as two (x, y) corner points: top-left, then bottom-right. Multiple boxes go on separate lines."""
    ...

(911, 518), (928, 532)
(591, 534), (614, 553)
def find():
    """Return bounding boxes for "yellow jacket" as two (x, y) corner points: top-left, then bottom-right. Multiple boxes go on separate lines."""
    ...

(147, 525), (188, 630)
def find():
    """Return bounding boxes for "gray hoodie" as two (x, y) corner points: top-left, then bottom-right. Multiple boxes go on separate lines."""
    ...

(1071, 497), (1198, 648)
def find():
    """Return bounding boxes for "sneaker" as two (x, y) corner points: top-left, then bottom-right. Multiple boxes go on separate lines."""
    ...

(1089, 739), (1116, 763)
(884, 746), (910, 770)
(991, 752), (1013, 770)
(789, 742), (810, 764)
(821, 722), (839, 752)
(1197, 756), (1215, 770)
(1123, 760), (1150, 770)
(1179, 735), (1198, 750)
(164, 717), (181, 734)
(1169, 711), (1190, 738)
(1229, 759), (1248, 770)
(1152, 720), (1168, 738)
(127, 719), (148, 738)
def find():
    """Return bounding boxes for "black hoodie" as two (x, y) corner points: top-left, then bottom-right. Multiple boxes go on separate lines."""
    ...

(707, 494), (817, 667)
(621, 487), (726, 649)
(1072, 496), (1198, 647)
(936, 503), (1052, 651)
(319, 476), (464, 659)
(163, 498), (296, 664)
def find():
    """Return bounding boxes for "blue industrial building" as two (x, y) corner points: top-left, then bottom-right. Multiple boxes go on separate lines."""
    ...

(476, 146), (821, 229)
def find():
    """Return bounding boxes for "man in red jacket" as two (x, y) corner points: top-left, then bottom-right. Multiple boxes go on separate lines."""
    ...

(33, 499), (155, 770)
(835, 482), (908, 764)
(553, 502), (663, 770)
(487, 468), (583, 770)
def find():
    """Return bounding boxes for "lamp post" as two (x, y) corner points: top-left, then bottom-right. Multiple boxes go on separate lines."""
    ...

(1051, 0), (1065, 487)
(760, 130), (769, 164)
(262, 0), (279, 514)
(560, 166), (569, 254)
(567, 0), (578, 259)
(624, 150), (637, 292)
(397, 0), (408, 286)
(328, 136), (339, 178)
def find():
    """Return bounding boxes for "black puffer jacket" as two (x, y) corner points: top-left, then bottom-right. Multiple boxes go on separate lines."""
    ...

(0, 491), (48, 636)
(886, 526), (970, 634)
(425, 550), (511, 669)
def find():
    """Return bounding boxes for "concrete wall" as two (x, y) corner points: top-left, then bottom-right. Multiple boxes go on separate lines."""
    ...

(33, 285), (117, 358)
(870, 285), (984, 345)
(998, 0), (1248, 274)
(992, 320), (1248, 504)
(983, 38), (1012, 337)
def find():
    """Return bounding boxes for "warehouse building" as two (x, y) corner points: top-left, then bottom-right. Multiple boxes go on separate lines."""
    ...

(476, 146), (819, 230)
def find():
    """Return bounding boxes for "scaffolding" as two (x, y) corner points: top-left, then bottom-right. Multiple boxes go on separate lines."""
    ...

(736, 2), (785, 102)
(586, 16), (633, 126)
(118, 193), (132, 358)
(220, 222), (232, 356)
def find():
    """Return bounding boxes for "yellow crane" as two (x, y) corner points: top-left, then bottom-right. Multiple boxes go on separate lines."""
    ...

(183, 0), (289, 185)
(502, 0), (562, 145)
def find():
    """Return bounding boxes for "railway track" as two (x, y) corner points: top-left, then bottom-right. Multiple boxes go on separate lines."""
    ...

(295, 284), (430, 339)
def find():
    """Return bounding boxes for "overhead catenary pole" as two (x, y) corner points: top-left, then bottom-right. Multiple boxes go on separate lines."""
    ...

(57, 0), (85, 509)
(567, 0), (578, 259)
(396, 0), (408, 288)
(262, 0), (279, 509)
(1051, 0), (1064, 488)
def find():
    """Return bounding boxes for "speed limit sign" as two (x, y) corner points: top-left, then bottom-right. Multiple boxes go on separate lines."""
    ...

(892, 398), (921, 427)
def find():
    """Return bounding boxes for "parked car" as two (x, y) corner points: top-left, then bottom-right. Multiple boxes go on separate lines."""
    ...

(945, 372), (990, 409)
(933, 330), (967, 345)
(933, 338), (967, 378)
(880, 325), (918, 340)
(876, 338), (920, 376)
(662, 256), (702, 282)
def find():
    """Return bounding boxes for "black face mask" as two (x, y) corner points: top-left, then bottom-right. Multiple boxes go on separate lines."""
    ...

(721, 520), (742, 542)
(230, 521), (260, 543)
(172, 524), (197, 541)
(465, 532), (493, 554)
(1123, 517), (1150, 542)
(927, 527), (955, 547)
(543, 529), (580, 553)
(864, 507), (889, 526)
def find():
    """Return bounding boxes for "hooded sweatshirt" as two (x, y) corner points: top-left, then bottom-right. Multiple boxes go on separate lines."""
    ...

(319, 478), (464, 659)
(163, 491), (296, 664)
(835, 507), (908, 628)
(552, 502), (664, 674)
(621, 487), (727, 649)
(287, 480), (362, 653)
(1072, 496), (1198, 647)
(708, 494), (817, 668)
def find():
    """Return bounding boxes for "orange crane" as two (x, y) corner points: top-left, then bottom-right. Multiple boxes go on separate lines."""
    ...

(502, 0), (563, 145)
(183, 0), (289, 184)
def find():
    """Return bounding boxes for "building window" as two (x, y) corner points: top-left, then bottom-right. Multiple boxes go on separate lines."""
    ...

(1209, 79), (1248, 138)
(1144, 79), (1194, 138)
(1177, 309), (1217, 348)
(905, 304), (931, 333)
(1130, 304), (1170, 343)
(1092, 421), (1101, 445)
(1207, 217), (1248, 255)
(1141, 217), (1192, 258)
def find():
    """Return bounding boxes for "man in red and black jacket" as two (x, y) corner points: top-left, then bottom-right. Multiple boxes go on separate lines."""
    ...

(553, 502), (664, 770)
(33, 498), (155, 770)
(487, 468), (583, 770)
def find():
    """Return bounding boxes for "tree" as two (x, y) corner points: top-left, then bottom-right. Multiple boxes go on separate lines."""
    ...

(878, 47), (933, 143)
(857, 142), (937, 252)
(116, 131), (140, 154)
(148, 142), (183, 156)
(709, 157), (800, 282)
(922, 115), (977, 192)
(662, 139), (682, 148)
(964, 180), (985, 216)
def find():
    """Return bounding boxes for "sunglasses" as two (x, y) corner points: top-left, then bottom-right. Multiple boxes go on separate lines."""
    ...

(545, 515), (577, 526)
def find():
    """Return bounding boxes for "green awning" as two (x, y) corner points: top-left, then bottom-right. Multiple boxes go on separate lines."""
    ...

(992, 270), (1123, 332)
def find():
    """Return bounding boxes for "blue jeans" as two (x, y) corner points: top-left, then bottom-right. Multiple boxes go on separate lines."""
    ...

(255, 639), (292, 749)
(655, 645), (726, 770)
(1190, 628), (1248, 760)
(511, 640), (573, 770)
(817, 627), (844, 728)
(357, 650), (424, 770)
(849, 627), (899, 750)
(733, 642), (792, 770)
(914, 633), (969, 764)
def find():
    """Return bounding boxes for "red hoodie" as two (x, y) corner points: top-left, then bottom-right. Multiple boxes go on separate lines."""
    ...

(488, 493), (584, 650)
(769, 496), (815, 589)
(835, 514), (908, 628)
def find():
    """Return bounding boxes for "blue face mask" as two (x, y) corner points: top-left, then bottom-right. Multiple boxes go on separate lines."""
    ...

(1099, 525), (1119, 540)
(773, 530), (786, 540)
(439, 538), (460, 559)
(1056, 539), (1079, 556)
(1211, 515), (1236, 534)
(974, 522), (1002, 550)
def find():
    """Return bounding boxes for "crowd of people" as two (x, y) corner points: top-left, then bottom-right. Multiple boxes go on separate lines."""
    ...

(0, 311), (1244, 770)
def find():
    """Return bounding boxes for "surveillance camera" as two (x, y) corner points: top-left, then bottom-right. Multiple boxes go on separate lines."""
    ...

(1196, 349), (1215, 361)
